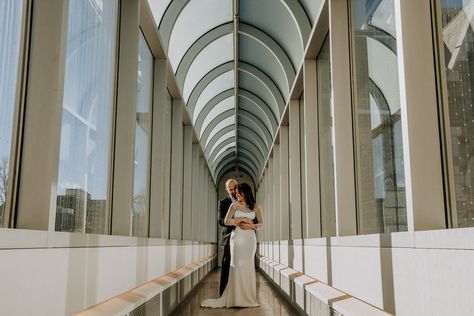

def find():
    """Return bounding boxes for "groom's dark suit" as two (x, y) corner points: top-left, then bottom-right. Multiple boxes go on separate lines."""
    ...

(218, 196), (234, 296)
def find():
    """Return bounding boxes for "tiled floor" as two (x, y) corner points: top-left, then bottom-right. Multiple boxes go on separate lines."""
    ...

(172, 269), (301, 316)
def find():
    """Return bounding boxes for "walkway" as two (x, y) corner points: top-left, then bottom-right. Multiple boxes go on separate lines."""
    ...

(172, 269), (301, 316)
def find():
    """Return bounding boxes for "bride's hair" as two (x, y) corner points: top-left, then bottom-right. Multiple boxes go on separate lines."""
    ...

(237, 183), (255, 210)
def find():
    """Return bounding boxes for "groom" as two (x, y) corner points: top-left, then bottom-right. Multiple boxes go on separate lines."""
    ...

(218, 179), (238, 296)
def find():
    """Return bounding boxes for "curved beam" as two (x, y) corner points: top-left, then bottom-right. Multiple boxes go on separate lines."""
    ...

(235, 138), (266, 168)
(239, 23), (295, 86)
(176, 22), (234, 87)
(174, 21), (296, 96)
(212, 137), (265, 171)
(159, 0), (189, 51)
(187, 62), (233, 117)
(200, 109), (234, 145)
(194, 89), (233, 135)
(195, 88), (277, 146)
(211, 137), (265, 172)
(203, 125), (234, 157)
(238, 110), (273, 148)
(239, 62), (285, 117)
(217, 159), (258, 183)
(203, 124), (267, 165)
(217, 159), (259, 184)
(237, 136), (266, 165)
(240, 89), (278, 134)
(217, 168), (255, 188)
(236, 125), (268, 156)
(237, 147), (263, 170)
(208, 137), (236, 164)
(211, 147), (235, 171)
(215, 153), (259, 179)
(215, 158), (257, 182)
(200, 109), (272, 158)
(280, 0), (312, 49)
(215, 150), (260, 176)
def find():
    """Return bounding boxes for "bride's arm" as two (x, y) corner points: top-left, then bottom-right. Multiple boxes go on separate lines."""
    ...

(254, 205), (264, 230)
(224, 203), (252, 227)
(224, 203), (237, 226)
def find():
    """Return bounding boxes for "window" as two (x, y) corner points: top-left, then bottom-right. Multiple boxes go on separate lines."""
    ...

(56, 0), (118, 234)
(0, 0), (24, 227)
(132, 31), (153, 237)
(350, 0), (407, 234)
(438, 0), (474, 228)
(317, 36), (336, 237)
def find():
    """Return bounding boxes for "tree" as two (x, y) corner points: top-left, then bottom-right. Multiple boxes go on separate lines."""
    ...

(0, 156), (8, 224)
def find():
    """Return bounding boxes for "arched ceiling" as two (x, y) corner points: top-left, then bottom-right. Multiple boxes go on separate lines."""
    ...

(148, 0), (321, 184)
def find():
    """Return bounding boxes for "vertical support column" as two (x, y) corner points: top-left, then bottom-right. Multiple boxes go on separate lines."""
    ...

(280, 126), (290, 240)
(303, 59), (321, 238)
(111, 0), (140, 236)
(258, 177), (268, 241)
(289, 100), (302, 239)
(267, 159), (274, 241)
(182, 126), (193, 240)
(199, 157), (205, 241)
(17, 0), (68, 230)
(150, 59), (168, 238)
(394, 0), (445, 231)
(273, 144), (281, 242)
(206, 174), (211, 242)
(329, 0), (357, 236)
(191, 144), (200, 240)
(170, 101), (184, 239)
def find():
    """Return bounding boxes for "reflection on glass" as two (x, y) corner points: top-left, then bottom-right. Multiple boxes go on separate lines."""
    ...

(351, 0), (407, 234)
(0, 0), (23, 226)
(56, 0), (118, 234)
(441, 0), (474, 227)
(132, 32), (153, 237)
(317, 37), (336, 237)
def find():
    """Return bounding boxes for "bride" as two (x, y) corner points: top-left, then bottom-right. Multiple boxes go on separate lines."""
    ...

(201, 183), (263, 308)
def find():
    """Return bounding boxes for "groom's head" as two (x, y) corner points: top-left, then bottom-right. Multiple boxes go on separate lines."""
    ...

(225, 179), (238, 200)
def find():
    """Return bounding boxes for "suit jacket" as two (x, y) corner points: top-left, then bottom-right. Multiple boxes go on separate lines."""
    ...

(218, 197), (234, 246)
(218, 196), (258, 246)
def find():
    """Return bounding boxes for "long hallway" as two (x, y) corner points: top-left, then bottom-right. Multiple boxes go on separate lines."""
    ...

(2, 0), (474, 315)
(172, 269), (299, 316)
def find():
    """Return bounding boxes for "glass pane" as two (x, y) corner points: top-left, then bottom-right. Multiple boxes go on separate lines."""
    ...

(0, 0), (23, 226)
(133, 31), (153, 237)
(351, 0), (407, 234)
(317, 37), (336, 237)
(56, 0), (118, 234)
(440, 0), (474, 227)
(167, 0), (232, 70)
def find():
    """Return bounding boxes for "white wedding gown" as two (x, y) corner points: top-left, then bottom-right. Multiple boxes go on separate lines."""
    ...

(201, 210), (259, 308)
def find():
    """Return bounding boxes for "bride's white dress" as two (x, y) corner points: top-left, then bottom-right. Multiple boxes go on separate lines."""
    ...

(201, 209), (259, 308)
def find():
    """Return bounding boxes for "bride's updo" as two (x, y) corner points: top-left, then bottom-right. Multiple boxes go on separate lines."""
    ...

(237, 183), (256, 210)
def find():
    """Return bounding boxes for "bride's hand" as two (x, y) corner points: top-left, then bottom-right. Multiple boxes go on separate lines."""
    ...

(239, 223), (256, 230)
(234, 217), (252, 226)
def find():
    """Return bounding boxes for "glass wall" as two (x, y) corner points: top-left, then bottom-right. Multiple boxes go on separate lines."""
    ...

(132, 31), (153, 237)
(56, 0), (118, 234)
(317, 36), (336, 237)
(350, 0), (407, 234)
(0, 0), (23, 227)
(439, 0), (474, 228)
